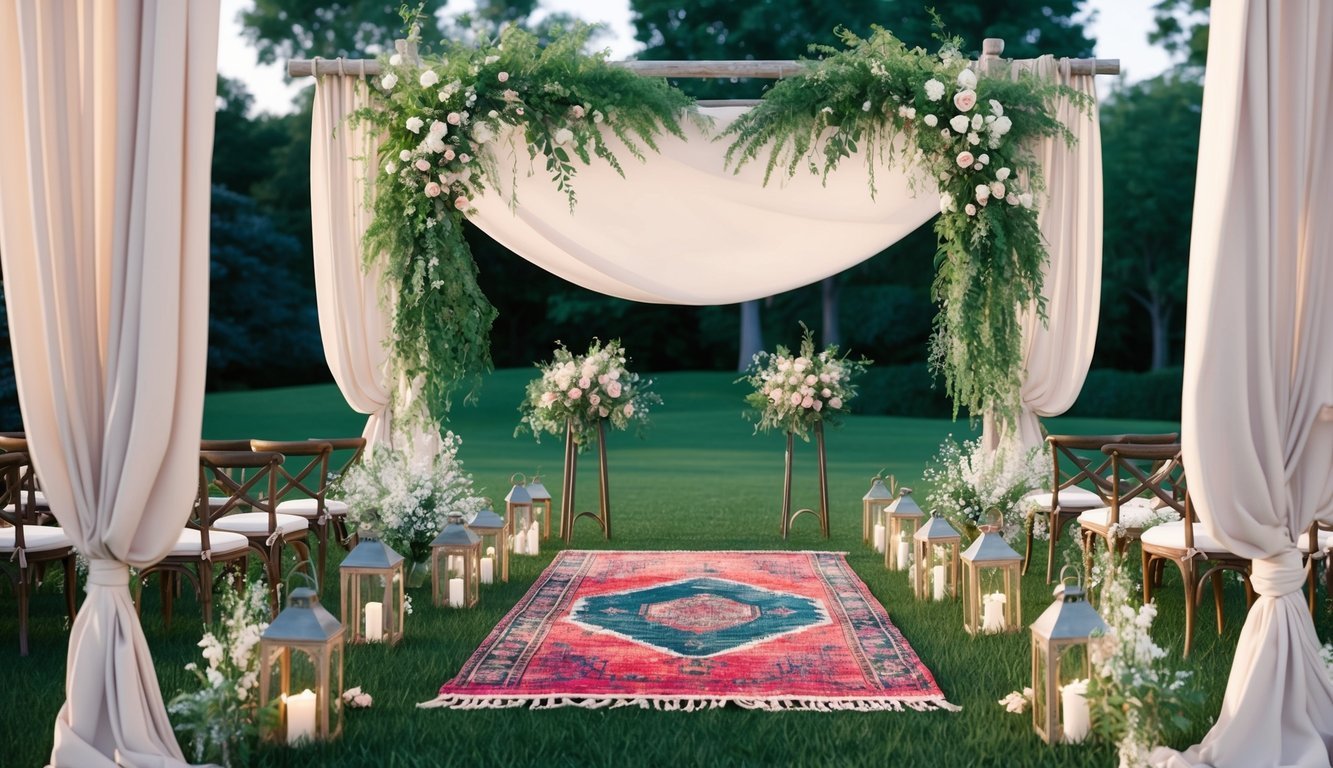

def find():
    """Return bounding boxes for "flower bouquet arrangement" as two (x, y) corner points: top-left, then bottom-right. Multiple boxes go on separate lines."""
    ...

(338, 431), (487, 564)
(169, 580), (276, 767)
(922, 436), (1045, 538)
(741, 327), (869, 439)
(517, 339), (660, 447)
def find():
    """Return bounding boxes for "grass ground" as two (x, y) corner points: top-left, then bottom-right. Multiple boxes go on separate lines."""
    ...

(3, 370), (1327, 767)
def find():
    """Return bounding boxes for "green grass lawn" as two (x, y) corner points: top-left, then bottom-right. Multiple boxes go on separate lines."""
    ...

(4, 370), (1326, 767)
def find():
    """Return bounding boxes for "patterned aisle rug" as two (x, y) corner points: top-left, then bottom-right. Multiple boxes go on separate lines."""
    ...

(419, 550), (958, 712)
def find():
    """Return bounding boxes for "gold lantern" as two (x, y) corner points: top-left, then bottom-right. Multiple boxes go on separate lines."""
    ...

(862, 474), (894, 550)
(466, 506), (510, 584)
(912, 514), (961, 601)
(339, 532), (405, 645)
(527, 475), (553, 540)
(1031, 568), (1108, 744)
(505, 473), (537, 555)
(258, 586), (345, 745)
(960, 513), (1024, 635)
(885, 487), (924, 572)
(430, 511), (480, 608)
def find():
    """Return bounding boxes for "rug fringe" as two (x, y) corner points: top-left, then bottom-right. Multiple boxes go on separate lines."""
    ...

(418, 694), (961, 713)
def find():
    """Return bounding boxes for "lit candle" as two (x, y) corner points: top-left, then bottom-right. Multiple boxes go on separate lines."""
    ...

(285, 689), (317, 744)
(982, 592), (1007, 633)
(908, 561), (917, 591)
(364, 601), (383, 642)
(873, 523), (886, 553)
(448, 577), (464, 608)
(486, 545), (496, 557)
(1061, 679), (1091, 743)
(526, 523), (540, 555)
(480, 556), (494, 584)
(932, 564), (946, 601)
(896, 534), (911, 571)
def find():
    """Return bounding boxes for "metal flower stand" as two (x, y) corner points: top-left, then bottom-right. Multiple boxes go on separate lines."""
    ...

(780, 420), (829, 539)
(560, 418), (612, 542)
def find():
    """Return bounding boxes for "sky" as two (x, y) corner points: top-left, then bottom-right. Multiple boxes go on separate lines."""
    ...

(216, 0), (1177, 116)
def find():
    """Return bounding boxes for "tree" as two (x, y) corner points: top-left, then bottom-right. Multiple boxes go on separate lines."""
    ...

(1150, 0), (1210, 70)
(1097, 74), (1202, 371)
(240, 0), (449, 64)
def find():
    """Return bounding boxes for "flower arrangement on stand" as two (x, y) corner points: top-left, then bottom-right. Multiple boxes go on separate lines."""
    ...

(923, 435), (1045, 539)
(169, 580), (276, 767)
(338, 431), (487, 580)
(740, 326), (869, 439)
(517, 339), (660, 447)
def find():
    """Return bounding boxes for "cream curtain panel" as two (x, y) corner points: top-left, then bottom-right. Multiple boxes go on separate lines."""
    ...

(983, 58), (1103, 451)
(0, 1), (218, 766)
(1152, 2), (1333, 767)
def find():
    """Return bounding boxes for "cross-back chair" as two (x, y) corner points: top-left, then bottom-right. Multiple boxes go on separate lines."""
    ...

(0, 434), (51, 522)
(251, 439), (334, 584)
(1078, 442), (1185, 571)
(0, 452), (78, 655)
(302, 437), (367, 551)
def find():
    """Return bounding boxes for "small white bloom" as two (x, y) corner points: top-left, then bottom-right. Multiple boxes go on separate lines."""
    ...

(380, 73), (398, 90)
(398, 149), (411, 162)
(419, 70), (439, 88)
(989, 99), (1004, 117)
(488, 109), (499, 118)
(389, 53), (403, 66)
(965, 203), (977, 216)
(428, 120), (447, 138)
(897, 105), (916, 119)
(1019, 191), (1034, 207)
(949, 115), (970, 133)
(939, 192), (955, 213)
(498, 71), (509, 83)
(554, 127), (575, 145)
(967, 131), (981, 146)
(924, 78), (946, 101)
(978, 154), (990, 166)
(484, 55), (500, 65)
(1006, 193), (1020, 205)
(990, 181), (1006, 199)
(405, 116), (424, 134)
(995, 166), (1010, 181)
(862, 100), (872, 112)
(923, 114), (938, 127)
(991, 115), (1013, 136)
(593, 110), (604, 123)
(957, 68), (977, 89)
(971, 114), (983, 131)
(384, 161), (397, 175)
(975, 184), (991, 204)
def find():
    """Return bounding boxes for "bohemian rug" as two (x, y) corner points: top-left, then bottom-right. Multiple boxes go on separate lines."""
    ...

(420, 550), (957, 712)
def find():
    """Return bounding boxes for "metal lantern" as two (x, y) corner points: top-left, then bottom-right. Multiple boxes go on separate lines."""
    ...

(862, 474), (894, 550)
(1031, 568), (1109, 744)
(258, 586), (345, 745)
(505, 473), (537, 555)
(430, 511), (480, 608)
(528, 475), (553, 540)
(912, 514), (961, 601)
(466, 506), (510, 584)
(338, 533), (405, 645)
(885, 487), (924, 572)
(960, 513), (1024, 635)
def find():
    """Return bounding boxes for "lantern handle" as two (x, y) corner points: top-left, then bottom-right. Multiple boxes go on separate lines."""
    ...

(980, 507), (1005, 532)
(509, 472), (527, 486)
(284, 561), (320, 597)
(1057, 565), (1083, 591)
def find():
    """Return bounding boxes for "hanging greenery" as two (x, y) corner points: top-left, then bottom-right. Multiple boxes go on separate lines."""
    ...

(722, 26), (1081, 424)
(354, 13), (697, 422)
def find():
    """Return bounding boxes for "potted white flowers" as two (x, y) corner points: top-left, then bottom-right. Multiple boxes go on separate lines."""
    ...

(922, 436), (1045, 540)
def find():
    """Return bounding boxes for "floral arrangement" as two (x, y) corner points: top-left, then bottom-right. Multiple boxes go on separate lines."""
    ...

(169, 580), (275, 767)
(740, 327), (869, 439)
(338, 431), (487, 562)
(722, 24), (1080, 424)
(355, 12), (697, 423)
(922, 435), (1045, 536)
(517, 339), (661, 447)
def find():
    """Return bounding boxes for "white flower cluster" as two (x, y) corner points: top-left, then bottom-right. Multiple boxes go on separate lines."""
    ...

(923, 436), (1045, 536)
(518, 339), (660, 445)
(921, 68), (1030, 217)
(338, 432), (487, 561)
(998, 687), (1033, 714)
(742, 329), (867, 439)
(342, 686), (373, 709)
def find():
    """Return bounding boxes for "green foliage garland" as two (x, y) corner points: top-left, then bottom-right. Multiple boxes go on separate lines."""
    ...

(355, 19), (696, 422)
(723, 27), (1080, 423)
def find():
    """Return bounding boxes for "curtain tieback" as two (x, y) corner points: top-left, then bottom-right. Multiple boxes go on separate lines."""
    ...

(200, 548), (213, 562)
(87, 560), (130, 587)
(1250, 549), (1305, 598)
(1183, 547), (1202, 560)
(265, 531), (281, 547)
(10, 547), (26, 569)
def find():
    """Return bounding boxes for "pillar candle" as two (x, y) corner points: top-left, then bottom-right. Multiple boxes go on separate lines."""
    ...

(526, 524), (540, 555)
(514, 531), (527, 555)
(1061, 679), (1091, 743)
(448, 577), (464, 608)
(285, 689), (317, 744)
(896, 535), (911, 571)
(480, 556), (494, 584)
(982, 592), (1007, 633)
(873, 523), (886, 554)
(486, 545), (496, 558)
(932, 565), (946, 601)
(364, 601), (383, 642)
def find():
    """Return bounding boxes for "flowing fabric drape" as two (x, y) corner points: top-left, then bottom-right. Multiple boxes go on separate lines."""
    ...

(1151, 2), (1333, 766)
(0, 1), (218, 766)
(982, 56), (1103, 451)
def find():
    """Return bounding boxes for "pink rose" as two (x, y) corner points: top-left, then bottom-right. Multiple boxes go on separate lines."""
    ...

(789, 392), (802, 406)
(414, 159), (431, 172)
(540, 391), (558, 406)
(455, 196), (470, 210)
(804, 374), (817, 386)
(822, 388), (832, 398)
(965, 203), (977, 216)
(768, 389), (781, 403)
(953, 89), (977, 112)
(501, 89), (520, 103)
(447, 112), (462, 125)
(813, 400), (823, 412)
(568, 387), (582, 400)
(801, 396), (815, 409)
(498, 71), (509, 83)
(598, 374), (609, 386)
(606, 381), (623, 398)
(572, 105), (585, 118)
(578, 376), (591, 389)
(990, 181), (1006, 199)
(599, 407), (610, 418)
(623, 402), (635, 416)
(424, 182), (442, 198)
(588, 393), (601, 406)
(956, 151), (975, 168)
(829, 396), (843, 409)
(444, 149), (456, 161)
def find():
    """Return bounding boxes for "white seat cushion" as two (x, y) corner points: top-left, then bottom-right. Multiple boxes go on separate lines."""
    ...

(1140, 520), (1231, 554)
(167, 528), (250, 558)
(275, 498), (349, 517)
(1025, 486), (1104, 510)
(213, 512), (309, 536)
(0, 524), (72, 553)
(1298, 529), (1333, 553)
(1077, 498), (1176, 530)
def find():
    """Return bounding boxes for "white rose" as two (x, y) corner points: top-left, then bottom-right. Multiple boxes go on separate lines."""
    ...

(995, 167), (1011, 181)
(554, 127), (574, 145)
(990, 181), (1006, 199)
(398, 149), (411, 162)
(991, 115), (1013, 136)
(924, 78), (945, 101)
(967, 131), (981, 146)
(957, 68), (977, 89)
(405, 116), (424, 134)
(939, 192), (955, 213)
(978, 154), (991, 166)
(949, 115), (970, 133)
(419, 70), (439, 88)
(862, 100), (872, 112)
(965, 203), (977, 216)
(1019, 192), (1034, 208)
(384, 161), (397, 175)
(1006, 193), (1020, 206)
(975, 184), (991, 204)
(380, 73), (398, 90)
(971, 114), (983, 131)
(426, 136), (446, 153)
(989, 99), (1004, 117)
(389, 54), (404, 66)
(923, 114), (938, 127)
(428, 120), (447, 138)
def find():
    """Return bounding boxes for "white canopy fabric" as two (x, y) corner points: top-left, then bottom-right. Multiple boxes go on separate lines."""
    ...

(1152, 2), (1333, 767)
(0, 1), (218, 766)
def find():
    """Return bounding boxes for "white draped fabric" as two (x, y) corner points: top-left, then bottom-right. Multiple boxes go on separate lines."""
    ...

(1152, 2), (1333, 767)
(0, 2), (218, 766)
(983, 57), (1103, 451)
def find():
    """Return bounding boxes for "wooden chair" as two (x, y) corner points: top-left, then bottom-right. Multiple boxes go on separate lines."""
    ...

(251, 439), (334, 585)
(1300, 520), (1332, 614)
(204, 450), (313, 610)
(1025, 432), (1179, 583)
(1140, 490), (1254, 657)
(1078, 442), (1185, 572)
(298, 437), (367, 552)
(0, 452), (78, 655)
(0, 435), (51, 523)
